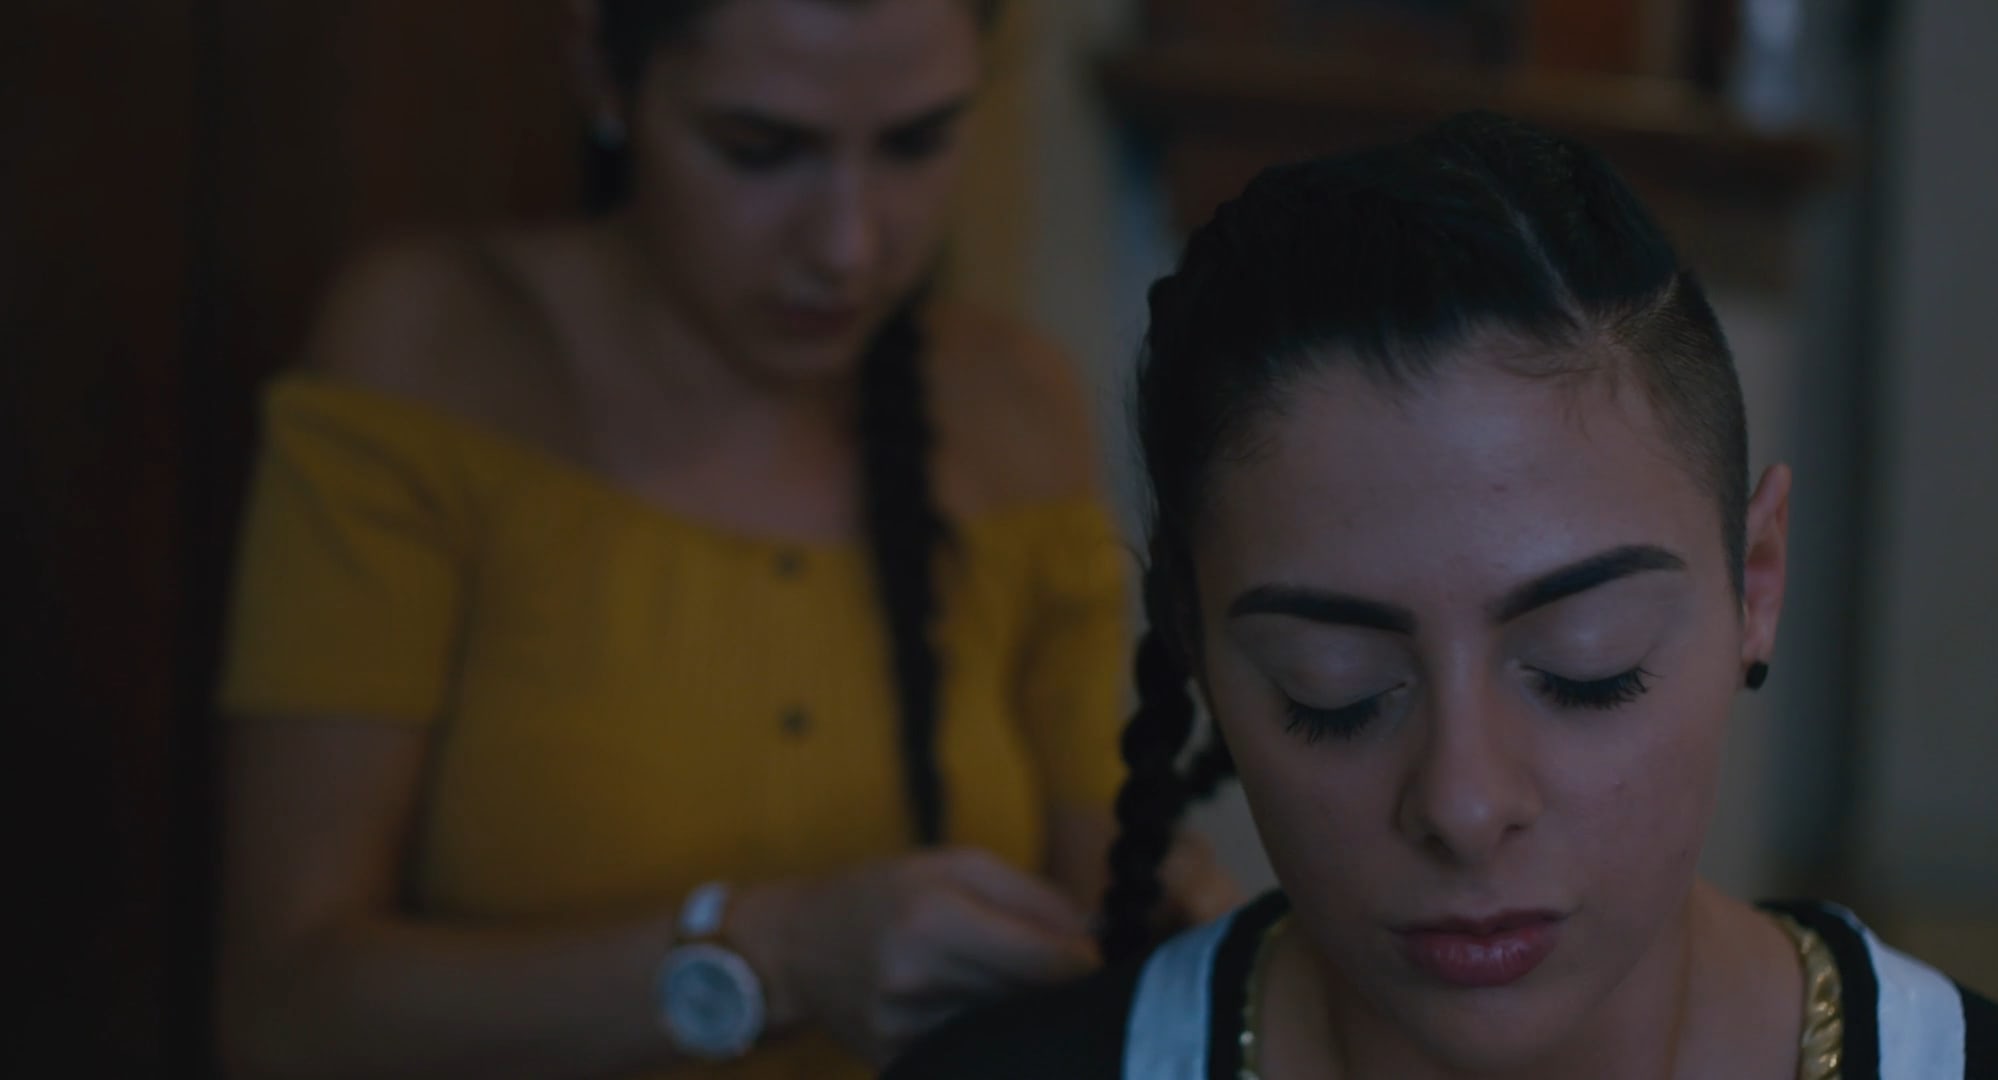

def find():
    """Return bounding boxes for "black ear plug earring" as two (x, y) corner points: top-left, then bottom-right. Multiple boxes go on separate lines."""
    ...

(1745, 661), (1770, 691)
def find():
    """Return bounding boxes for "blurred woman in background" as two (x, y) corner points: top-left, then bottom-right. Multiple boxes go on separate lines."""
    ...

(211, 1), (1233, 1077)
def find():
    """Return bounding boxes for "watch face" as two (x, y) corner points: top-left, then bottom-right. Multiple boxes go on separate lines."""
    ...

(660, 945), (764, 1061)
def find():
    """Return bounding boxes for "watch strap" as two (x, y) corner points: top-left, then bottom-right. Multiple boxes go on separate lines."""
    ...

(678, 882), (731, 942)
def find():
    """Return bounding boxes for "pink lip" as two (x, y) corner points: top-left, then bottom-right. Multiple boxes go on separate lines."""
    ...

(1394, 911), (1565, 989)
(772, 302), (864, 339)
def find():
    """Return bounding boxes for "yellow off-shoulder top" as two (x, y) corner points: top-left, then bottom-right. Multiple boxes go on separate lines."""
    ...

(218, 376), (1133, 1079)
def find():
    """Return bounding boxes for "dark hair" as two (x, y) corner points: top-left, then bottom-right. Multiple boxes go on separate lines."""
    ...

(582, 0), (1002, 845)
(582, 0), (702, 215)
(1098, 112), (1748, 963)
(859, 301), (950, 844)
(584, 0), (1003, 213)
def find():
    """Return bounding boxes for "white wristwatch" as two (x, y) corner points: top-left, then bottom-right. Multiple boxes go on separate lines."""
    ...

(656, 883), (767, 1061)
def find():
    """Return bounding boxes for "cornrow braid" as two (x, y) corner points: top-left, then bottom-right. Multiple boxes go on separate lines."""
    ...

(1098, 562), (1239, 965)
(859, 305), (951, 845)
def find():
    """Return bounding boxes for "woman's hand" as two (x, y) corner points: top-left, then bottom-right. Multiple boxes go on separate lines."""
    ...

(730, 848), (1099, 1066)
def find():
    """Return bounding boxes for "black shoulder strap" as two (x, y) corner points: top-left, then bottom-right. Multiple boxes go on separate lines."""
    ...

(1205, 892), (1292, 1079)
(1961, 983), (1997, 1080)
(1765, 900), (1884, 1080)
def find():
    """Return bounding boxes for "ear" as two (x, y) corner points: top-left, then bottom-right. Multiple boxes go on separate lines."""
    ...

(1739, 464), (1792, 674)
(564, 0), (620, 127)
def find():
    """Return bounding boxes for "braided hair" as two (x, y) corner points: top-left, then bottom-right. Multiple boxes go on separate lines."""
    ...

(1097, 112), (1749, 962)
(857, 303), (950, 843)
(584, 0), (1006, 843)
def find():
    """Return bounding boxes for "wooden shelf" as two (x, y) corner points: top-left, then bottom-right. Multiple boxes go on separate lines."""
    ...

(1099, 41), (1847, 234)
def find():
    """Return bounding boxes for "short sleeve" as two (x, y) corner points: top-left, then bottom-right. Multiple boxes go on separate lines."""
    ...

(1011, 502), (1135, 811)
(217, 382), (471, 724)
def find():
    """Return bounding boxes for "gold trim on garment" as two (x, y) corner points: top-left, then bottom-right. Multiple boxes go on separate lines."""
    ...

(1773, 915), (1846, 1080)
(1238, 913), (1290, 1080)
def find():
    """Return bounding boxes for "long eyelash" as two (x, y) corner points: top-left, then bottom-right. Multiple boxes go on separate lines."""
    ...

(1535, 667), (1655, 710)
(717, 139), (798, 172)
(883, 125), (953, 161)
(1284, 696), (1382, 745)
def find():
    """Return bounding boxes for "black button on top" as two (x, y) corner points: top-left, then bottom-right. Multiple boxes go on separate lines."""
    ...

(780, 707), (812, 738)
(774, 550), (806, 579)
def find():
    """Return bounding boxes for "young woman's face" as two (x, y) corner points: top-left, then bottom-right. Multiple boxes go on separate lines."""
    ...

(1192, 355), (1788, 1070)
(619, 0), (981, 383)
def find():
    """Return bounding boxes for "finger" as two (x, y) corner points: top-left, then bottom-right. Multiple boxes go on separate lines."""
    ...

(932, 848), (1090, 937)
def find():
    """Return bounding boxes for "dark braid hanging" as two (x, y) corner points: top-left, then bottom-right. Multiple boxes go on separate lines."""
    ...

(858, 305), (951, 846)
(1098, 565), (1236, 965)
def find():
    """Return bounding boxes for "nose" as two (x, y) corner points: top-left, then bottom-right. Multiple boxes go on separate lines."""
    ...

(1394, 678), (1542, 866)
(806, 162), (881, 286)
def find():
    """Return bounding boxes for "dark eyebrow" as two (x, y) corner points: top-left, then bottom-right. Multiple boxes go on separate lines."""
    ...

(1490, 544), (1688, 622)
(700, 108), (816, 142)
(1227, 587), (1417, 634)
(1225, 544), (1687, 634)
(700, 96), (973, 143)
(882, 97), (972, 136)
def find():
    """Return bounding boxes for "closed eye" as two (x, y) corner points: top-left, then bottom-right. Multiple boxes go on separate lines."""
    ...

(1284, 686), (1401, 744)
(878, 98), (969, 163)
(880, 118), (957, 162)
(715, 133), (804, 171)
(1532, 667), (1654, 710)
(700, 109), (817, 173)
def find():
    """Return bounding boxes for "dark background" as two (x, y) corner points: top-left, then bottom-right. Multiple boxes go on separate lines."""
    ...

(5, 5), (577, 1072)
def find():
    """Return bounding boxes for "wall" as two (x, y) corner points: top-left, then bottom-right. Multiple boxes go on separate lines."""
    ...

(5, 4), (601, 1071)
(1857, 0), (1998, 992)
(1011, 0), (1287, 890)
(4, 4), (199, 1071)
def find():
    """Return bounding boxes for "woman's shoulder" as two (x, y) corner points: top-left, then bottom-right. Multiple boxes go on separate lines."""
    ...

(1762, 899), (1998, 1078)
(298, 227), (583, 452)
(924, 301), (1105, 512)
